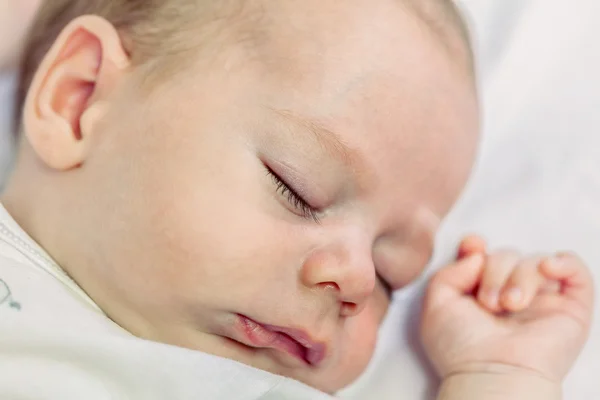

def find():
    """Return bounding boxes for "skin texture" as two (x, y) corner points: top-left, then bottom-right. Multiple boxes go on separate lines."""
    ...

(2, 0), (478, 394)
(0, 0), (41, 70)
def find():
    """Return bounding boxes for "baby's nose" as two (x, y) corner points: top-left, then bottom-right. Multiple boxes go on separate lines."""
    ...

(301, 246), (376, 317)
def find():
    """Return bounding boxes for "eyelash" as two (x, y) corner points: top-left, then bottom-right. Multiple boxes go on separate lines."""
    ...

(266, 167), (321, 223)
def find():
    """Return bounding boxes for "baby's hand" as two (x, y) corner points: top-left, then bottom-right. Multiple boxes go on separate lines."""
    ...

(421, 236), (595, 384)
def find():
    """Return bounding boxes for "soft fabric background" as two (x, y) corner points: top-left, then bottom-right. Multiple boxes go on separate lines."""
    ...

(341, 0), (600, 398)
(0, 73), (15, 188)
(0, 1), (598, 399)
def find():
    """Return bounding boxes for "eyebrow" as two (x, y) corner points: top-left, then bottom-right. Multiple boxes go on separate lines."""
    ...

(270, 108), (367, 174)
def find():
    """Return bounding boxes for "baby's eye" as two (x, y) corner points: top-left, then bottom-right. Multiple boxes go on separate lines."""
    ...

(266, 167), (320, 223)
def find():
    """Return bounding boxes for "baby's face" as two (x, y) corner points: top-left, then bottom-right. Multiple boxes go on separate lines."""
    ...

(73, 2), (478, 393)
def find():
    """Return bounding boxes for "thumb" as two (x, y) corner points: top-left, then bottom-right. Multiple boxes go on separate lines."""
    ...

(425, 253), (485, 308)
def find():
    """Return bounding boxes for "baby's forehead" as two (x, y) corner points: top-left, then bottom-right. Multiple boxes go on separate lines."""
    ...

(229, 3), (468, 103)
(224, 0), (470, 73)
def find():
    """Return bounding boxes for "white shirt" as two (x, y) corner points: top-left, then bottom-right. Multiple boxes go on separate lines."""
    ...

(0, 203), (334, 400)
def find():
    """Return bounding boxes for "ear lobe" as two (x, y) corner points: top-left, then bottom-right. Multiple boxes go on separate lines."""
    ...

(23, 16), (130, 170)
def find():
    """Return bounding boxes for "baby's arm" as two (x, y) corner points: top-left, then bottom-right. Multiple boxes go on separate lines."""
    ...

(421, 237), (594, 400)
(437, 369), (560, 400)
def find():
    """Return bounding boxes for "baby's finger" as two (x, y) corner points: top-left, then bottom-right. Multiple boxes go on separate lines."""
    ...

(457, 235), (487, 260)
(540, 253), (595, 310)
(477, 251), (520, 312)
(425, 253), (485, 309)
(500, 257), (545, 312)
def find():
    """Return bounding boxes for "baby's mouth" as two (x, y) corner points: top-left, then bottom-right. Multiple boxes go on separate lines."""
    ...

(235, 314), (326, 367)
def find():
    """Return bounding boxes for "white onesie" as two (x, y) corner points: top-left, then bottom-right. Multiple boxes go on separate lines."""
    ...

(0, 203), (334, 400)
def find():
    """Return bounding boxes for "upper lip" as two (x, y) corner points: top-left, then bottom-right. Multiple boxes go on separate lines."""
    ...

(237, 314), (327, 367)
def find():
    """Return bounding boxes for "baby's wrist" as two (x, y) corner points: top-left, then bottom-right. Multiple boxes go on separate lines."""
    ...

(438, 364), (561, 400)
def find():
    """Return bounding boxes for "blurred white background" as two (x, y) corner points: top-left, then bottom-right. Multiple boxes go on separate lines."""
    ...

(0, 74), (15, 187)
(0, 0), (40, 187)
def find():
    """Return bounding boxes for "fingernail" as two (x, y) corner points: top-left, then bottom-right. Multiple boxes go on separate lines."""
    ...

(507, 287), (522, 305)
(552, 257), (564, 267)
(544, 257), (561, 271)
(458, 253), (479, 267)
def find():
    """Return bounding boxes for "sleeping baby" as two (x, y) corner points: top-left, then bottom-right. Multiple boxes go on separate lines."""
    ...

(0, 0), (593, 399)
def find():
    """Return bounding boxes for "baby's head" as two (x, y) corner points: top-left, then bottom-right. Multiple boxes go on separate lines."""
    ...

(4, 0), (478, 393)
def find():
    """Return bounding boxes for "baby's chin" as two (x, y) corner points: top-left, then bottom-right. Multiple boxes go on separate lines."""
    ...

(294, 319), (381, 393)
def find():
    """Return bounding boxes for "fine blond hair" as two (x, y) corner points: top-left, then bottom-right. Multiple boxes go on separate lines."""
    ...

(15, 0), (471, 130)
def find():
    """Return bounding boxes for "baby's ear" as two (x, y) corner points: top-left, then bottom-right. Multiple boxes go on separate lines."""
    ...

(23, 15), (130, 170)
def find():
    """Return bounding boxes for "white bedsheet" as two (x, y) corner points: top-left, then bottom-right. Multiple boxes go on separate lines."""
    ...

(341, 1), (600, 398)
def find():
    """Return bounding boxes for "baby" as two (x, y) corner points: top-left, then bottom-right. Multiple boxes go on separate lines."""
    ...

(0, 0), (594, 399)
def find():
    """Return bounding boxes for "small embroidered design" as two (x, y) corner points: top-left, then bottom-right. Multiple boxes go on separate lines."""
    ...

(0, 279), (21, 311)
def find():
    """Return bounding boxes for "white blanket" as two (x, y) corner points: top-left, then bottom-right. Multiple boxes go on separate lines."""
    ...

(341, 0), (600, 398)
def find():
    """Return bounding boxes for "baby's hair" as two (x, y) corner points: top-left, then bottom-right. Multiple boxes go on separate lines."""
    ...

(14, 0), (472, 132)
(14, 0), (264, 130)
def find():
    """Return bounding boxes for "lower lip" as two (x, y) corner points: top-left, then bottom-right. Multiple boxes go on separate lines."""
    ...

(236, 315), (324, 367)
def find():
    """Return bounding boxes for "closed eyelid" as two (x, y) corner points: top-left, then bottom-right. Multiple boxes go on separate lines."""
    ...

(263, 160), (323, 208)
(266, 158), (328, 208)
(264, 164), (321, 223)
